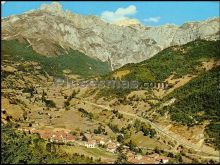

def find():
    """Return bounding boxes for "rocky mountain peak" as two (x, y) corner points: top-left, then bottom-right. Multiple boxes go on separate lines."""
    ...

(1, 2), (220, 70)
(40, 2), (63, 13)
(115, 19), (141, 27)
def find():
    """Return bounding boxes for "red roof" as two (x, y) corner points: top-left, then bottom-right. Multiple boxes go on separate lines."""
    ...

(156, 156), (169, 161)
(128, 156), (159, 164)
(55, 130), (67, 137)
(37, 130), (53, 139)
(107, 142), (117, 149)
(66, 134), (75, 141)
(23, 128), (76, 142)
(87, 140), (96, 145)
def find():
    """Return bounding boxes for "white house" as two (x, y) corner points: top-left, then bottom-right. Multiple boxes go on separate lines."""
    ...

(85, 140), (96, 148)
(99, 139), (105, 145)
(106, 142), (117, 153)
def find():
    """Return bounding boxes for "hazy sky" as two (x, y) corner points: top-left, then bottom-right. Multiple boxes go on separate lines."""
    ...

(1, 1), (219, 26)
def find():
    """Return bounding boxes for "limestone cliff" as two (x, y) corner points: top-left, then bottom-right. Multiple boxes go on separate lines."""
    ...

(1, 2), (219, 70)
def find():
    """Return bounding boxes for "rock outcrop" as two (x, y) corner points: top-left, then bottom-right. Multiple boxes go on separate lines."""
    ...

(1, 2), (220, 70)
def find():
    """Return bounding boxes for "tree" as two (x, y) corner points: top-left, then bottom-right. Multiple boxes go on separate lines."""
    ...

(168, 152), (174, 158)
(134, 119), (142, 132)
(64, 100), (70, 108)
(115, 153), (128, 164)
(128, 140), (136, 151)
(175, 154), (183, 163)
(95, 125), (105, 134)
(45, 99), (56, 108)
(23, 111), (28, 120)
(70, 131), (77, 136)
(117, 134), (124, 143)
(118, 113), (123, 119)
(41, 90), (47, 102)
(154, 147), (161, 154)
(46, 143), (56, 153)
(141, 124), (156, 138)
(108, 123), (119, 133)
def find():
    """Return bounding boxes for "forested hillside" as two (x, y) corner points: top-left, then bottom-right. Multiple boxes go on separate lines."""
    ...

(162, 67), (220, 149)
(106, 39), (219, 82)
(2, 40), (110, 78)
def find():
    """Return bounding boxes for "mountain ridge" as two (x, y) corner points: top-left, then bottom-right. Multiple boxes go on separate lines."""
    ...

(2, 2), (220, 70)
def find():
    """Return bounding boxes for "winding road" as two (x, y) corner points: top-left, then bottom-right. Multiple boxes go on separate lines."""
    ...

(75, 98), (219, 160)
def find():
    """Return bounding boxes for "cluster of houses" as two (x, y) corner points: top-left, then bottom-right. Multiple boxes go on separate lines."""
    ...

(18, 128), (169, 164)
(18, 128), (119, 153)
(81, 133), (120, 153)
(127, 152), (169, 164)
(18, 128), (76, 143)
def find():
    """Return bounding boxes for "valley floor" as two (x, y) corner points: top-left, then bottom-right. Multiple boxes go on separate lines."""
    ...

(1, 46), (220, 164)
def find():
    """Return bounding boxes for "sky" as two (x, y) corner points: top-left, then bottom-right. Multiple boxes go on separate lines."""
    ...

(1, 1), (220, 26)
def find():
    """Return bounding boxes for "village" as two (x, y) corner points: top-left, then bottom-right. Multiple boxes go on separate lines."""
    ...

(18, 127), (169, 164)
(1, 60), (174, 164)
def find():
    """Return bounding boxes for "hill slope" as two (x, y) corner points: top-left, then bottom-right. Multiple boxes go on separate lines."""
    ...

(160, 67), (220, 149)
(97, 40), (219, 98)
(107, 39), (219, 82)
(103, 39), (220, 150)
(2, 39), (110, 78)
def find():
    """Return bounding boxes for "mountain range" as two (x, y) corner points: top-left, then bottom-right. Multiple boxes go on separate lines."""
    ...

(2, 2), (220, 70)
